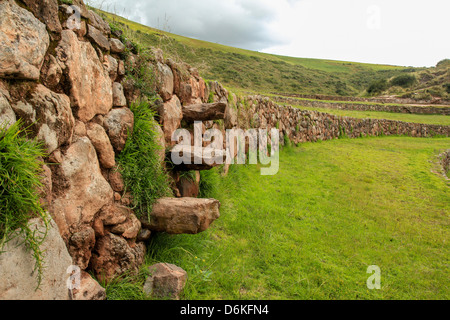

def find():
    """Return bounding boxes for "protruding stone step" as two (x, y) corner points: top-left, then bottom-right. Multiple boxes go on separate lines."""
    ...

(168, 145), (226, 171)
(141, 197), (221, 234)
(182, 102), (227, 122)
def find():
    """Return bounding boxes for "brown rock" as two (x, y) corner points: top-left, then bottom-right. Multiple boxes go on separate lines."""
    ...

(156, 62), (174, 101)
(142, 197), (220, 234)
(143, 263), (187, 300)
(109, 169), (125, 192)
(182, 102), (227, 122)
(112, 82), (127, 107)
(0, 0), (50, 80)
(56, 30), (113, 122)
(93, 217), (105, 237)
(50, 137), (114, 241)
(111, 214), (141, 239)
(103, 107), (134, 152)
(91, 233), (146, 283)
(72, 271), (106, 300)
(0, 217), (73, 300)
(87, 10), (111, 35)
(86, 123), (116, 169)
(103, 55), (118, 82)
(40, 55), (63, 88)
(110, 38), (126, 53)
(160, 95), (182, 145)
(68, 227), (96, 270)
(11, 84), (75, 154)
(22, 0), (62, 33)
(87, 25), (110, 51)
(137, 229), (152, 242)
(73, 120), (87, 138)
(118, 60), (125, 76)
(98, 203), (130, 226)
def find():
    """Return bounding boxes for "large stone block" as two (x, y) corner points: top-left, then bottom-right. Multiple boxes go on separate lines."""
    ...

(0, 0), (50, 80)
(56, 30), (112, 122)
(0, 217), (72, 300)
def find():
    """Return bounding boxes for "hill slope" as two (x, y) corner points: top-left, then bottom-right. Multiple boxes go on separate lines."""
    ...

(98, 9), (413, 97)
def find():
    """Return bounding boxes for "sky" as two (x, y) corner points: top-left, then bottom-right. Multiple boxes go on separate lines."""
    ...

(89, 0), (450, 67)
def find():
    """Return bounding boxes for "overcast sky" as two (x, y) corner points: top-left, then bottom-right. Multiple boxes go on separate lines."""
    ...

(90, 0), (450, 67)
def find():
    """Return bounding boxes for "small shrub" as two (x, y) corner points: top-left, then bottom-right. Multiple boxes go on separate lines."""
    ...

(367, 79), (388, 95)
(0, 120), (48, 289)
(443, 83), (450, 94)
(117, 99), (173, 219)
(390, 74), (417, 88)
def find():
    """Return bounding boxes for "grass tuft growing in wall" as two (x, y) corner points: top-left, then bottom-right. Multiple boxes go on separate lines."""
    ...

(0, 121), (49, 289)
(116, 99), (173, 220)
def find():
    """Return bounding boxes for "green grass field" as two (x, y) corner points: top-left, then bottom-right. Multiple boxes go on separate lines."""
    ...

(106, 137), (450, 300)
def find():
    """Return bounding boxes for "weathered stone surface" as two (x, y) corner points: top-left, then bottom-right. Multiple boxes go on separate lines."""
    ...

(143, 263), (187, 300)
(71, 271), (106, 300)
(87, 25), (110, 52)
(103, 55), (118, 82)
(40, 55), (63, 88)
(91, 233), (146, 283)
(156, 62), (174, 101)
(0, 0), (50, 80)
(142, 197), (221, 234)
(86, 123), (116, 169)
(87, 10), (111, 35)
(182, 102), (227, 122)
(109, 169), (125, 192)
(22, 0), (62, 33)
(56, 30), (113, 122)
(50, 137), (114, 241)
(160, 95), (182, 145)
(224, 105), (238, 129)
(110, 38), (126, 53)
(0, 217), (72, 300)
(118, 60), (125, 76)
(11, 84), (75, 154)
(73, 120), (86, 138)
(68, 227), (96, 270)
(137, 229), (152, 242)
(0, 91), (15, 130)
(112, 82), (127, 107)
(104, 107), (134, 152)
(98, 204), (130, 226)
(111, 214), (141, 239)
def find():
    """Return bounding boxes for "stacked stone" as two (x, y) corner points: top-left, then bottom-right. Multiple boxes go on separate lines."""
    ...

(0, 0), (143, 300)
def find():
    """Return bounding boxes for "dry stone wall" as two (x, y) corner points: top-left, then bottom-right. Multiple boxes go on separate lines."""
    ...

(271, 96), (450, 115)
(243, 96), (449, 146)
(0, 0), (146, 299)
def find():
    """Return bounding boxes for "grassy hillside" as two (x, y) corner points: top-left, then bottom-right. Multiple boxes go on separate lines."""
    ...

(98, 9), (412, 97)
